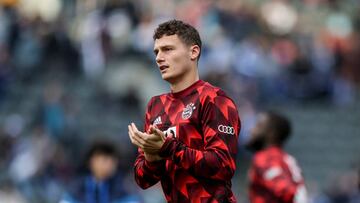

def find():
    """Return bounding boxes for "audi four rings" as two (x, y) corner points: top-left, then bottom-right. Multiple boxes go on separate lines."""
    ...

(218, 125), (235, 135)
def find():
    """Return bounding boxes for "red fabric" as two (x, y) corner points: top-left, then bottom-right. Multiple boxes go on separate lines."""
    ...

(249, 146), (306, 203)
(134, 80), (241, 203)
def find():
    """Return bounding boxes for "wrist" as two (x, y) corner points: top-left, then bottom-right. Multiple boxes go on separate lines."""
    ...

(144, 152), (162, 162)
(143, 153), (165, 174)
(159, 137), (176, 158)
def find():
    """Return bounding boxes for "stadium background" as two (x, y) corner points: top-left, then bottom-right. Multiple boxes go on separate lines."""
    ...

(0, 0), (359, 202)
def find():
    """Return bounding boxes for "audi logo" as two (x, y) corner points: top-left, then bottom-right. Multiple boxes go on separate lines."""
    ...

(218, 125), (235, 135)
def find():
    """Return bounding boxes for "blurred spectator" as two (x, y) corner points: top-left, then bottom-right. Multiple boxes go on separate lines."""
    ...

(260, 0), (298, 36)
(8, 125), (58, 202)
(319, 170), (360, 203)
(12, 17), (44, 81)
(0, 178), (26, 203)
(79, 9), (107, 80)
(3, 113), (25, 138)
(9, 125), (54, 184)
(0, 128), (15, 173)
(0, 45), (12, 102)
(60, 141), (140, 203)
(38, 81), (65, 139)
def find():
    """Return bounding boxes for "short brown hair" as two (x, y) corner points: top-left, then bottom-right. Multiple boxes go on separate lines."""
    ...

(153, 19), (202, 60)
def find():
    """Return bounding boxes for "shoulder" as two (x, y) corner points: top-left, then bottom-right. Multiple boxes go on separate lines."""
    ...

(146, 93), (167, 108)
(64, 176), (88, 201)
(107, 174), (127, 196)
(199, 81), (223, 97)
(199, 81), (236, 105)
(253, 148), (283, 168)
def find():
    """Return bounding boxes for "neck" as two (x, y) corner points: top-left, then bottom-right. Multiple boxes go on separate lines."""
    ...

(265, 143), (281, 149)
(93, 174), (107, 182)
(170, 67), (199, 93)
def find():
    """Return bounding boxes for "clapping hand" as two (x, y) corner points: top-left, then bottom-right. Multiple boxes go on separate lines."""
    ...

(128, 123), (168, 162)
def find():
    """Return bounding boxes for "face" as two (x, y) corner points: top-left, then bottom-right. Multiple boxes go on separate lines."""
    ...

(90, 153), (118, 181)
(153, 35), (199, 83)
(246, 113), (270, 151)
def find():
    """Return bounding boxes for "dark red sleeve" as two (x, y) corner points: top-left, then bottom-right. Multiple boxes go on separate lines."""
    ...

(159, 95), (240, 181)
(134, 97), (166, 189)
(254, 157), (298, 202)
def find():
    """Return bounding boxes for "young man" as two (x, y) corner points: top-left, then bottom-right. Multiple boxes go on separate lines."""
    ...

(246, 112), (307, 203)
(128, 20), (241, 202)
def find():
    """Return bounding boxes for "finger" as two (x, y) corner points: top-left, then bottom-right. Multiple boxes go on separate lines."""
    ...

(128, 130), (143, 148)
(130, 123), (139, 135)
(148, 124), (158, 134)
(128, 130), (136, 143)
(146, 124), (155, 134)
(130, 123), (148, 142)
(134, 130), (148, 143)
(129, 124), (141, 142)
(131, 122), (155, 140)
(128, 125), (140, 141)
(131, 124), (162, 148)
(133, 132), (147, 146)
(150, 126), (166, 140)
(128, 125), (135, 136)
(149, 125), (160, 135)
(129, 125), (146, 147)
(128, 125), (135, 142)
(146, 125), (152, 134)
(131, 123), (140, 133)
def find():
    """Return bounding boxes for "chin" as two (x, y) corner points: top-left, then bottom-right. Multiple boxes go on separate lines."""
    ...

(161, 73), (176, 82)
(245, 139), (266, 152)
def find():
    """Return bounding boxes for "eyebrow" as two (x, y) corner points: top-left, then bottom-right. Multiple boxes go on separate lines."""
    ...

(154, 45), (174, 52)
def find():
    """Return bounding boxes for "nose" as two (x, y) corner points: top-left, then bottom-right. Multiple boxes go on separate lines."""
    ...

(156, 52), (165, 64)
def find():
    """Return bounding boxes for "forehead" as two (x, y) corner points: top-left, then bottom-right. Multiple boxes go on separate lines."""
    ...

(154, 34), (185, 49)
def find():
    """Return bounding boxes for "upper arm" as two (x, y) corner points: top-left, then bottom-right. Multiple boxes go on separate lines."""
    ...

(201, 95), (240, 149)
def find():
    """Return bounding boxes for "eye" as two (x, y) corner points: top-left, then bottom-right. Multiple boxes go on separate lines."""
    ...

(164, 47), (173, 51)
(154, 50), (158, 56)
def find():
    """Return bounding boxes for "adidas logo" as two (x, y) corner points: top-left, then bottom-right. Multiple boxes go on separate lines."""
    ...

(153, 116), (162, 125)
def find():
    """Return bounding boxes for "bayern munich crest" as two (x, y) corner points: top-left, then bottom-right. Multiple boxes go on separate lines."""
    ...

(182, 103), (196, 120)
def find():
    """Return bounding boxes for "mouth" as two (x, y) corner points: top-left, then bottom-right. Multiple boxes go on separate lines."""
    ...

(159, 65), (169, 72)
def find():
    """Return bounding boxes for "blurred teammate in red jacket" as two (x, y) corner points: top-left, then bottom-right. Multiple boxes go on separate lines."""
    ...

(246, 111), (307, 203)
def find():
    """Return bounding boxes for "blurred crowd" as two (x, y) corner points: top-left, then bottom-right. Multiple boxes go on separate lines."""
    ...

(0, 0), (359, 202)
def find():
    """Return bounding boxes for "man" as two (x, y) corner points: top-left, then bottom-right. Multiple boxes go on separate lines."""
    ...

(128, 20), (241, 202)
(60, 141), (139, 203)
(246, 111), (307, 203)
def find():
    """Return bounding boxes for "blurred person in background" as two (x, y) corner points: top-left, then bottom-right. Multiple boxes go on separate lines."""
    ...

(0, 178), (26, 203)
(60, 141), (139, 203)
(319, 165), (360, 203)
(128, 19), (241, 202)
(246, 111), (307, 203)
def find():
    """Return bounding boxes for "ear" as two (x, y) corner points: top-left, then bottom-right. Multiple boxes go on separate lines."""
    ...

(190, 45), (200, 61)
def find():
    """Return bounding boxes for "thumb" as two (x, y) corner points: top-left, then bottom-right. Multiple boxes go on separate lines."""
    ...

(147, 124), (154, 134)
(168, 132), (174, 139)
(150, 125), (161, 135)
(150, 126), (167, 141)
(149, 125), (158, 134)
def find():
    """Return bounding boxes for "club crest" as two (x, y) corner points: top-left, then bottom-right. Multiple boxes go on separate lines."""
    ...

(182, 103), (196, 120)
